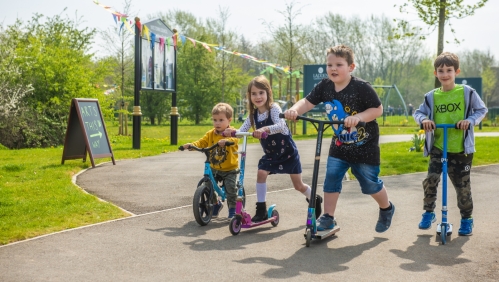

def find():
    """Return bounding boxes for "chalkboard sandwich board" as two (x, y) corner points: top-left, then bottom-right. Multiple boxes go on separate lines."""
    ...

(61, 98), (116, 168)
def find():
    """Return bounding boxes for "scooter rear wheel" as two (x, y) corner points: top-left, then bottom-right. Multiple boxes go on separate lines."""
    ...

(270, 209), (279, 227)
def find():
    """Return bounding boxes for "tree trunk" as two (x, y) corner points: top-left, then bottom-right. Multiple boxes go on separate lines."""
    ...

(435, 0), (446, 88)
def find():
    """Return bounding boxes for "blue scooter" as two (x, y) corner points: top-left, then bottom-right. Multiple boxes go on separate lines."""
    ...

(422, 123), (468, 245)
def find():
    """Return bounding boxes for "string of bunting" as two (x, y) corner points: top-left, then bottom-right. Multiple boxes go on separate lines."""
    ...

(92, 0), (291, 74)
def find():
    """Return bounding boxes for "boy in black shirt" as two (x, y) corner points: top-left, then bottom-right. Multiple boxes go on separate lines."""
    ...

(283, 44), (395, 233)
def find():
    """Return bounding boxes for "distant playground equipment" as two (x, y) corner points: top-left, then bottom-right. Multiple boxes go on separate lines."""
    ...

(372, 84), (409, 126)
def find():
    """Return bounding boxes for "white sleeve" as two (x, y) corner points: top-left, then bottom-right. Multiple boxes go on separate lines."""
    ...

(267, 104), (289, 135)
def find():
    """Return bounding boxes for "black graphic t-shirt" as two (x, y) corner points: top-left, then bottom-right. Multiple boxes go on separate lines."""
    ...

(306, 76), (382, 165)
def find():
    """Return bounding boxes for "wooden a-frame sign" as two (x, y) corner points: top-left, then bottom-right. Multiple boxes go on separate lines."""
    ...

(61, 98), (116, 168)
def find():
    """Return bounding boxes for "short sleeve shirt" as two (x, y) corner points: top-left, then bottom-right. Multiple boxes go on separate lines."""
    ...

(306, 76), (382, 165)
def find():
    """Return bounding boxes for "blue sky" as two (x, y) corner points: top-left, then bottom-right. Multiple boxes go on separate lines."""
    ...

(1, 0), (497, 61)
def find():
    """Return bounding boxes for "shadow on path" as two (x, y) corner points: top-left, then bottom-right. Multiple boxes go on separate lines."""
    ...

(236, 237), (389, 278)
(390, 234), (470, 271)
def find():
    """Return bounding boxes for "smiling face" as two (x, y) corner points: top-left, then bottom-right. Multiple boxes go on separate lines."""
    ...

(250, 85), (269, 113)
(434, 64), (460, 92)
(326, 53), (355, 90)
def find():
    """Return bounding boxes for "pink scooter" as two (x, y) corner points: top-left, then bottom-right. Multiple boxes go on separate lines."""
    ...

(223, 131), (279, 235)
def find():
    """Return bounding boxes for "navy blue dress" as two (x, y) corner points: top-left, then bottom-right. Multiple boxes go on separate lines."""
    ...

(254, 110), (302, 174)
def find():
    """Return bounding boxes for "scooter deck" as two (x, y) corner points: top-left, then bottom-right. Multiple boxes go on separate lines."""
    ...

(315, 226), (341, 239)
(242, 216), (278, 228)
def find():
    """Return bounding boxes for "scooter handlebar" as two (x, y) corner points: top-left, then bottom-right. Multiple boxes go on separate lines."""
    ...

(419, 123), (470, 130)
(221, 131), (268, 139)
(278, 113), (366, 127)
(178, 141), (235, 151)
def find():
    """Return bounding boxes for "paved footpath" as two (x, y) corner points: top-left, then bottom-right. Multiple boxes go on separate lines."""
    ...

(1, 135), (498, 281)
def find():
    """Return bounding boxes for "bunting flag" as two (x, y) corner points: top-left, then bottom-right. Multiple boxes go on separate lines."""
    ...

(159, 37), (165, 53)
(142, 25), (150, 42)
(92, 0), (292, 74)
(150, 33), (156, 50)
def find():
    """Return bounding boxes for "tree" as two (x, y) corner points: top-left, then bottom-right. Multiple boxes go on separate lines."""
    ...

(0, 23), (35, 148)
(264, 1), (308, 103)
(395, 0), (489, 87)
(99, 0), (136, 132)
(482, 67), (497, 107)
(3, 13), (112, 148)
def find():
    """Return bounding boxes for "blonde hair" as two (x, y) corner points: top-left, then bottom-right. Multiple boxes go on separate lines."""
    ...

(212, 103), (233, 119)
(326, 44), (354, 65)
(246, 75), (274, 130)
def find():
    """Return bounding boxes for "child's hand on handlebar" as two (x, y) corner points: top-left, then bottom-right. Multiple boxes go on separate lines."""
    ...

(421, 119), (436, 131)
(344, 115), (362, 128)
(456, 119), (471, 130)
(283, 110), (298, 121)
(182, 143), (191, 149)
(223, 128), (236, 137)
(218, 139), (228, 147)
(253, 128), (267, 139)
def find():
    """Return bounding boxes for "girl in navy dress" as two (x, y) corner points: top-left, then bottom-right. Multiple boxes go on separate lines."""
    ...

(225, 75), (322, 222)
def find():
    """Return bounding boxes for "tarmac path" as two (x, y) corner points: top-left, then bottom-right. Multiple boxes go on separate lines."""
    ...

(1, 134), (498, 281)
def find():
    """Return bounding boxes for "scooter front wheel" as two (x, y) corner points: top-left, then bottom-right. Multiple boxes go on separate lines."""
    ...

(229, 217), (242, 235)
(440, 224), (447, 245)
(305, 229), (312, 247)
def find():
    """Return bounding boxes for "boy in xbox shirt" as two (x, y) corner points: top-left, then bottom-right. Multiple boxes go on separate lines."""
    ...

(413, 52), (488, 236)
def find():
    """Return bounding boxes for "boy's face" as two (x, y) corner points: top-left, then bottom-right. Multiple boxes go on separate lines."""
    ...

(212, 113), (231, 133)
(434, 64), (460, 91)
(326, 54), (355, 85)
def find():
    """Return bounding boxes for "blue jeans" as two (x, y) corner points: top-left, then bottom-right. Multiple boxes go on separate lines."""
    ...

(323, 156), (383, 195)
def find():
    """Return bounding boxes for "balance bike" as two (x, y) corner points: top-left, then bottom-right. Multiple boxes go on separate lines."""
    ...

(179, 141), (237, 226)
(280, 113), (365, 247)
(224, 131), (280, 235)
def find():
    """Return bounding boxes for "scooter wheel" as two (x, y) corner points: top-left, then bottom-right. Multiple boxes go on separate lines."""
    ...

(271, 210), (279, 227)
(229, 217), (241, 236)
(305, 229), (312, 247)
(440, 224), (447, 245)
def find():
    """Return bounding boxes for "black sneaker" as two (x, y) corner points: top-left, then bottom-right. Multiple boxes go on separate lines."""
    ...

(375, 202), (395, 233)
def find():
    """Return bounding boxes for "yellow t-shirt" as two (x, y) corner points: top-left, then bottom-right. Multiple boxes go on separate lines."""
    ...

(191, 127), (239, 171)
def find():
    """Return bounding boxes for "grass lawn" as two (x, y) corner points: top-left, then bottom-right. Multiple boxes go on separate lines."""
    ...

(1, 117), (498, 245)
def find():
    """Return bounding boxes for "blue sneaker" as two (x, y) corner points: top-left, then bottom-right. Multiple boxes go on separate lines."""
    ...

(376, 202), (395, 233)
(228, 207), (236, 219)
(212, 200), (223, 218)
(458, 218), (473, 236)
(317, 213), (336, 231)
(418, 211), (436, 230)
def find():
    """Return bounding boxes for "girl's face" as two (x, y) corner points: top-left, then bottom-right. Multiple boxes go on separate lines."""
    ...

(326, 54), (355, 86)
(250, 85), (268, 112)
